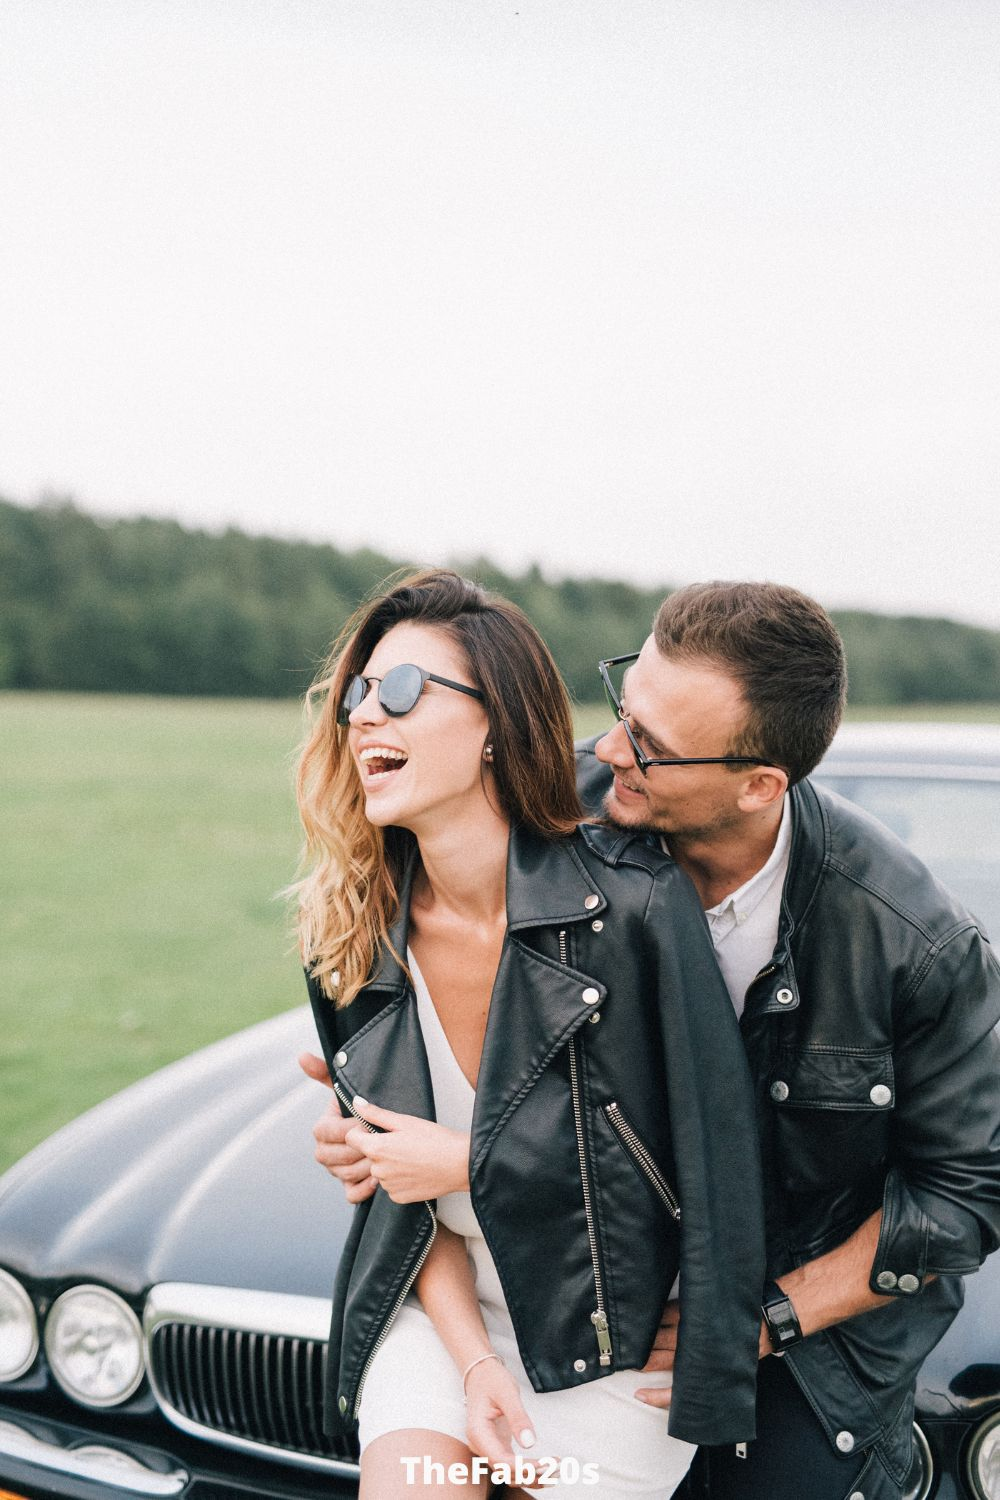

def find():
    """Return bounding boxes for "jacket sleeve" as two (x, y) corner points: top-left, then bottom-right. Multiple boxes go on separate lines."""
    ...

(871, 925), (1000, 1294)
(643, 863), (768, 1446)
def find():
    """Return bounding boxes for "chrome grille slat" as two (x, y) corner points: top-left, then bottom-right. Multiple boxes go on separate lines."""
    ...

(218, 1326), (235, 1431)
(286, 1338), (308, 1453)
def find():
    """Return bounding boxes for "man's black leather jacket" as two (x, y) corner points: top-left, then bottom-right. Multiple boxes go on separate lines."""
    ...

(308, 821), (766, 1447)
(578, 745), (1000, 1492)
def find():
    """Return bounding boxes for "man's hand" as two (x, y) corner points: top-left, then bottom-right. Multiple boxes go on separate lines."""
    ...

(298, 1051), (334, 1089)
(299, 1052), (376, 1204)
(634, 1298), (679, 1409)
(346, 1097), (471, 1203)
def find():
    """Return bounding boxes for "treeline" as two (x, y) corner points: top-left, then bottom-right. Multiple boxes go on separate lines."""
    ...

(2, 496), (999, 705)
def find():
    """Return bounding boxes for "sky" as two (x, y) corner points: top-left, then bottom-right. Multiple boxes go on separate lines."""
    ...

(2, 0), (999, 627)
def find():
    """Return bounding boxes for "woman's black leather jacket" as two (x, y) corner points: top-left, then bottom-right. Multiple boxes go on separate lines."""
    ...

(307, 822), (767, 1447)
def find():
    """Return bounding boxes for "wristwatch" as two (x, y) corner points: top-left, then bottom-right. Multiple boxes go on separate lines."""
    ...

(761, 1279), (804, 1356)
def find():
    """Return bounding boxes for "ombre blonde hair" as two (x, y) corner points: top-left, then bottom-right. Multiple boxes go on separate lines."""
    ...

(295, 569), (582, 1007)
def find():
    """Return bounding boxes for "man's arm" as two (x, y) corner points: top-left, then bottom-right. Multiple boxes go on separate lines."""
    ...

(637, 1211), (894, 1407)
(866, 931), (1000, 1293)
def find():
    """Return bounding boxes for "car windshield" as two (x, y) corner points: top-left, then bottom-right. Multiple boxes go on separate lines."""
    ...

(814, 774), (1000, 941)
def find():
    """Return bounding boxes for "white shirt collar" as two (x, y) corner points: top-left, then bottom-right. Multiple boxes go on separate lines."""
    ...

(704, 795), (792, 927)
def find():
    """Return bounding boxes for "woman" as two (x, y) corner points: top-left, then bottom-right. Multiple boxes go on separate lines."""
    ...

(295, 569), (765, 1498)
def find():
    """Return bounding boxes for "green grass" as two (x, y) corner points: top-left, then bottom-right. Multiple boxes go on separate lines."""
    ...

(4, 691), (1000, 1174)
(1, 692), (306, 1173)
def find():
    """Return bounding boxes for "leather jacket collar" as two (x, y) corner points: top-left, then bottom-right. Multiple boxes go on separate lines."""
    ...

(741, 779), (828, 1020)
(363, 823), (608, 998)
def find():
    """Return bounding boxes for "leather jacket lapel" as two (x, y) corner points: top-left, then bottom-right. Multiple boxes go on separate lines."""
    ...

(333, 993), (436, 1124)
(471, 934), (605, 1174)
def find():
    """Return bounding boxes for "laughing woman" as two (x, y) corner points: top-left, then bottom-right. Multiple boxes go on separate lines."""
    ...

(295, 570), (765, 1499)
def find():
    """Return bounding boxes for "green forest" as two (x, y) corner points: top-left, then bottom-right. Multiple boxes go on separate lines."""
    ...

(2, 495), (999, 705)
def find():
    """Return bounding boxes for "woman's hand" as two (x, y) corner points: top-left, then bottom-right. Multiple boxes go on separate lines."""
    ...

(346, 1097), (472, 1203)
(299, 1053), (377, 1203)
(464, 1358), (538, 1474)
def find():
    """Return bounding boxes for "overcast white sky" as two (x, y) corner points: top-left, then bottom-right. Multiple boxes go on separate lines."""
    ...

(2, 1), (999, 626)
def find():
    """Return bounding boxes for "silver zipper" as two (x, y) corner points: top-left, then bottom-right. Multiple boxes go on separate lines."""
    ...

(604, 1102), (681, 1221)
(332, 1082), (438, 1416)
(560, 929), (612, 1369)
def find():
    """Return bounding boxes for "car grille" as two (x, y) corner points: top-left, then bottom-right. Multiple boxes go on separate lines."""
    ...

(144, 1283), (359, 1475)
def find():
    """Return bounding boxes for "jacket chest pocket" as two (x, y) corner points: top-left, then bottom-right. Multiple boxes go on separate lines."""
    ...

(769, 1047), (894, 1193)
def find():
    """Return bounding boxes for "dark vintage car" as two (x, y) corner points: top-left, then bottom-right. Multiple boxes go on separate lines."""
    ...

(2, 723), (999, 1500)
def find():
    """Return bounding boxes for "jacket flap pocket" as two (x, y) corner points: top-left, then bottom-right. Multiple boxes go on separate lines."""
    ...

(771, 1047), (894, 1111)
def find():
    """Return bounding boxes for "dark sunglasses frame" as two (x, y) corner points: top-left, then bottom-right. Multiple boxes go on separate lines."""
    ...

(598, 653), (782, 777)
(337, 663), (484, 725)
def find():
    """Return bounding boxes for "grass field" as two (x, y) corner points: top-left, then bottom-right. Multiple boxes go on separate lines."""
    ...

(4, 690), (1000, 1175)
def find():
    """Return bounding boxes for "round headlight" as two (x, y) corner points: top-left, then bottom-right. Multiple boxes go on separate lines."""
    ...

(968, 1411), (1000, 1500)
(44, 1285), (144, 1407)
(0, 1269), (39, 1381)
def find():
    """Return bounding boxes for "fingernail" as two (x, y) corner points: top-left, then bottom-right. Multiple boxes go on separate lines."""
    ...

(519, 1429), (536, 1448)
(634, 1392), (650, 1404)
(353, 1095), (368, 1109)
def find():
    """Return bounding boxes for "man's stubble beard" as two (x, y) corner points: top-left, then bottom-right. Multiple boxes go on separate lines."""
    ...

(601, 787), (742, 847)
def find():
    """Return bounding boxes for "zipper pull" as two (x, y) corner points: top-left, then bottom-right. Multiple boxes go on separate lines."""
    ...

(590, 1310), (612, 1366)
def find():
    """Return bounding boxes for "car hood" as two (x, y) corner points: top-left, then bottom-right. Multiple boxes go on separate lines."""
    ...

(0, 1008), (353, 1300)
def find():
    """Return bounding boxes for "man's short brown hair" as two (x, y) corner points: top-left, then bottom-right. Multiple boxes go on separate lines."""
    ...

(652, 581), (847, 785)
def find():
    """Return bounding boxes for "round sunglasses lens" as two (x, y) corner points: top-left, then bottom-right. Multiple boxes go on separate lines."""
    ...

(379, 664), (425, 716)
(338, 675), (367, 724)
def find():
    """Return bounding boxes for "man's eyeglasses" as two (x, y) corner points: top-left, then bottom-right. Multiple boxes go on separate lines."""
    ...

(598, 653), (781, 777)
(337, 663), (484, 725)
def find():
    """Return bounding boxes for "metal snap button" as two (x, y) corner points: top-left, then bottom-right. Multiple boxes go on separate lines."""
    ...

(338, 1394), (348, 1414)
(582, 987), (600, 1005)
(875, 1270), (898, 1291)
(775, 988), (794, 1005)
(334, 1050), (348, 1067)
(573, 1358), (587, 1372)
(588, 1013), (601, 1024)
(770, 1080), (790, 1103)
(897, 1273), (920, 1294)
(869, 1084), (891, 1106)
(848, 1492), (865, 1500)
(835, 1430), (855, 1453)
(584, 894), (600, 910)
(591, 919), (604, 932)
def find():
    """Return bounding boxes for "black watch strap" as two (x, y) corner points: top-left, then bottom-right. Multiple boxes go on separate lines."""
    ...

(761, 1279), (804, 1355)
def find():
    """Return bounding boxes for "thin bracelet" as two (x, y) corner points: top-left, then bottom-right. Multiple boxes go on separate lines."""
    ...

(462, 1351), (504, 1395)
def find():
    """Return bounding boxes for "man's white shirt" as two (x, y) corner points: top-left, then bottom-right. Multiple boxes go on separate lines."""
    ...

(684, 795), (792, 1019)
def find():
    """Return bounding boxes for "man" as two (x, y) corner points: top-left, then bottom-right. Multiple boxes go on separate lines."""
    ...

(303, 580), (1000, 1500)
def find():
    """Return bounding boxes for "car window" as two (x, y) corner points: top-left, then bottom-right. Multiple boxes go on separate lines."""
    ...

(814, 775), (1000, 941)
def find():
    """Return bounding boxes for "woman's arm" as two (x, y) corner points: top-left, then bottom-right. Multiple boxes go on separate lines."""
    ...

(416, 1223), (537, 1468)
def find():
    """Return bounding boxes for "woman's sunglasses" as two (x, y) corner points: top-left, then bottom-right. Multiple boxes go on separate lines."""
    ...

(337, 663), (484, 725)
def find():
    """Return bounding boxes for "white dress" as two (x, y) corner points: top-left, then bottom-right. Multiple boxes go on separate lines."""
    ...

(357, 952), (695, 1498)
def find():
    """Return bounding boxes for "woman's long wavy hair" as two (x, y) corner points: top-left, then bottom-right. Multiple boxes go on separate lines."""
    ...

(295, 569), (582, 1007)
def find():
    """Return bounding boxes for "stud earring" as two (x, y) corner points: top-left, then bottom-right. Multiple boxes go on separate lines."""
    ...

(483, 744), (494, 762)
